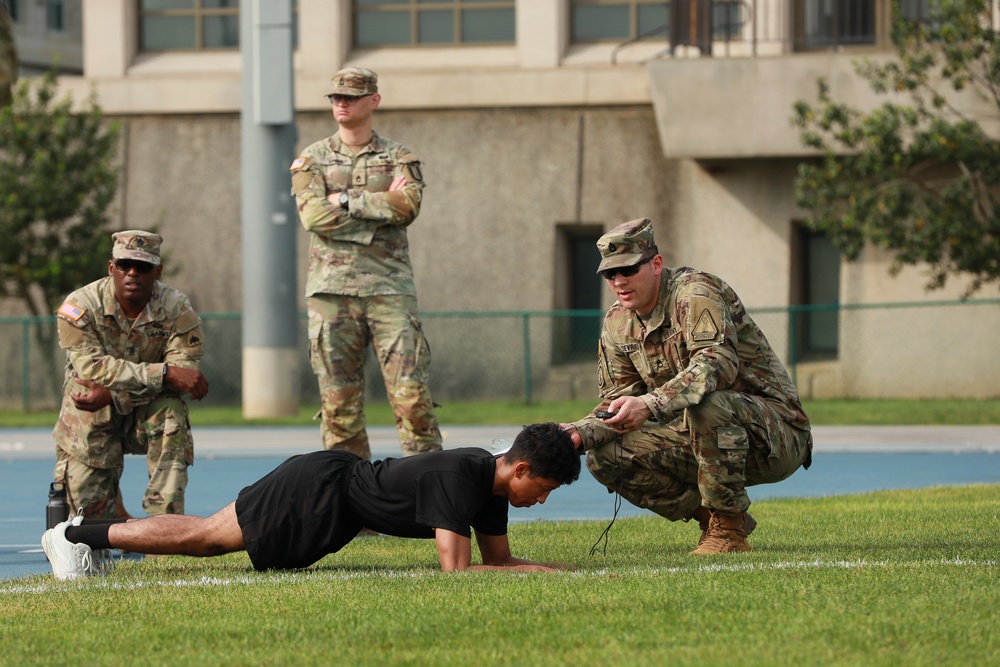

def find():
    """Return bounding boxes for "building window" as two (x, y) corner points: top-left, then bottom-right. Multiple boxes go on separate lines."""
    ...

(354, 0), (515, 47)
(792, 224), (841, 360)
(7, 0), (19, 23)
(47, 0), (65, 32)
(553, 226), (605, 364)
(570, 0), (669, 43)
(797, 0), (875, 50)
(571, 0), (743, 44)
(138, 0), (240, 51)
(898, 0), (932, 21)
(712, 1), (742, 40)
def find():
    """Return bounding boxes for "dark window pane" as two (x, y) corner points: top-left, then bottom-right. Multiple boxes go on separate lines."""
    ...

(802, 0), (874, 48)
(419, 10), (454, 43)
(462, 8), (514, 42)
(142, 15), (196, 50)
(47, 0), (65, 32)
(356, 10), (411, 46)
(204, 15), (239, 48)
(203, 0), (238, 8)
(561, 233), (604, 363)
(713, 2), (741, 38)
(141, 0), (194, 9)
(805, 233), (840, 354)
(572, 6), (630, 41)
(637, 3), (669, 35)
(357, 0), (404, 5)
(899, 0), (930, 20)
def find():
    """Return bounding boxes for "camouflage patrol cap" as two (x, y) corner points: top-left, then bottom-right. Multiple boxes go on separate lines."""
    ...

(112, 230), (162, 266)
(326, 67), (378, 98)
(596, 218), (659, 273)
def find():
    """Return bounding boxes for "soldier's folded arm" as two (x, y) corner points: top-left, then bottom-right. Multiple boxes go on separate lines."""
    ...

(352, 179), (422, 227)
(290, 156), (358, 236)
(293, 190), (354, 236)
(58, 318), (167, 397)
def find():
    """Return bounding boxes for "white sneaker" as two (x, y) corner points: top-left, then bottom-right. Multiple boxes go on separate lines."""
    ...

(40, 510), (94, 580)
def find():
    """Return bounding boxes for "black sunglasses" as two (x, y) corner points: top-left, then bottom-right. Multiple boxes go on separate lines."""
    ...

(599, 256), (653, 281)
(113, 259), (156, 274)
(327, 93), (373, 104)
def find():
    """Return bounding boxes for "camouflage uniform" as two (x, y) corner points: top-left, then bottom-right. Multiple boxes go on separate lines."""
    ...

(52, 232), (205, 518)
(1, 1), (16, 107)
(572, 219), (812, 521)
(291, 67), (441, 460)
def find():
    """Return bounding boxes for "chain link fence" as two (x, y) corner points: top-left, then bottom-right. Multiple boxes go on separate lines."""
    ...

(1, 298), (998, 412)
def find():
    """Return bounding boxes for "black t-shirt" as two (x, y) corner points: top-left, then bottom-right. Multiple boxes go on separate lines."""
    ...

(347, 447), (508, 539)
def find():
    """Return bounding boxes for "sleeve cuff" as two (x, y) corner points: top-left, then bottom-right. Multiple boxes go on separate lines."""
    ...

(641, 393), (674, 424)
(151, 362), (167, 393)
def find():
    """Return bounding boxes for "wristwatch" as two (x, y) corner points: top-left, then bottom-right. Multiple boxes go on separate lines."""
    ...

(338, 192), (349, 209)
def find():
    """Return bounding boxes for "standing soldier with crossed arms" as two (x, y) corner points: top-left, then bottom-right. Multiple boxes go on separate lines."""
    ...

(290, 67), (442, 460)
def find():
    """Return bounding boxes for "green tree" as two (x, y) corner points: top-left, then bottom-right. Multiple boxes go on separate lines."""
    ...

(0, 70), (121, 400)
(793, 0), (1000, 296)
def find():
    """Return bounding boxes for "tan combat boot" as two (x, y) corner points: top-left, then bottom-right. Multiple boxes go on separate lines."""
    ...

(690, 510), (753, 554)
(691, 507), (756, 552)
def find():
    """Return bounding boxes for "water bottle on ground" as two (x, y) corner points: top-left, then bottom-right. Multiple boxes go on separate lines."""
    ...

(46, 482), (69, 529)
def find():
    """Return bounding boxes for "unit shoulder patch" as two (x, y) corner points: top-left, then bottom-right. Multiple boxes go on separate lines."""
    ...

(688, 296), (722, 343)
(403, 160), (423, 183)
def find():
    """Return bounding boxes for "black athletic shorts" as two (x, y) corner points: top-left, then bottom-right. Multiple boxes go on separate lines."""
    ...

(235, 450), (364, 571)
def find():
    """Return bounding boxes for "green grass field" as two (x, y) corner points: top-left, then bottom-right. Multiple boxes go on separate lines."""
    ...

(2, 484), (997, 666)
(3, 399), (997, 664)
(3, 397), (1000, 428)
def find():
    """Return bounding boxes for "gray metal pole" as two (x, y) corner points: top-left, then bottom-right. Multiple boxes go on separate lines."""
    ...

(240, 0), (299, 417)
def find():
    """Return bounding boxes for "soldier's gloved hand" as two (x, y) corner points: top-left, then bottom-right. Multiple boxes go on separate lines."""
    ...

(69, 378), (113, 412)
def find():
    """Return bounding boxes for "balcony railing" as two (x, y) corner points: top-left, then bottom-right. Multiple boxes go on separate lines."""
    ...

(609, 0), (937, 62)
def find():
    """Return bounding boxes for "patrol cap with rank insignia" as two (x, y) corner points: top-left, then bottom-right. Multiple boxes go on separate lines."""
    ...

(326, 66), (378, 98)
(596, 218), (659, 273)
(112, 230), (162, 266)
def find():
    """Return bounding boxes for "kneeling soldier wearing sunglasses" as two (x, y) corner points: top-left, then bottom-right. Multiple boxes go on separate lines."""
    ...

(52, 230), (209, 525)
(561, 218), (813, 554)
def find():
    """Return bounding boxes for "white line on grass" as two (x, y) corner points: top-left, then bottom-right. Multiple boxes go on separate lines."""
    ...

(2, 557), (995, 596)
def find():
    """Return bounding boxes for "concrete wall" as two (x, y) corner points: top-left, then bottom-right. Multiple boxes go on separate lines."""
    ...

(648, 54), (1000, 159)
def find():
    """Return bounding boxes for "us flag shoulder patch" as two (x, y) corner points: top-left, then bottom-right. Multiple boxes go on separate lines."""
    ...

(58, 302), (85, 321)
